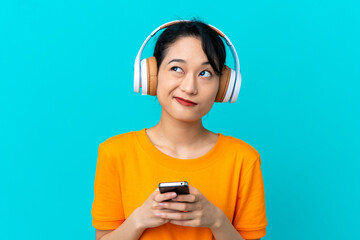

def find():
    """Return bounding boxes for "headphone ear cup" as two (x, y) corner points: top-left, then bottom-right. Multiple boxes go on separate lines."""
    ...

(147, 56), (158, 96)
(215, 65), (231, 102)
(140, 58), (148, 95)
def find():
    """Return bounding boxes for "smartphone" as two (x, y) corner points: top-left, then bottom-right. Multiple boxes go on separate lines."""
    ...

(159, 181), (190, 195)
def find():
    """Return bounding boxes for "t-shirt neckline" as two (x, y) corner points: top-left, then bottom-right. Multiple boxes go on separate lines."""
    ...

(135, 128), (225, 171)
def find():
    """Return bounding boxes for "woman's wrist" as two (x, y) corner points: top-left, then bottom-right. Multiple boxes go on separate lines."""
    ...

(210, 206), (227, 230)
(209, 207), (245, 240)
(128, 207), (146, 232)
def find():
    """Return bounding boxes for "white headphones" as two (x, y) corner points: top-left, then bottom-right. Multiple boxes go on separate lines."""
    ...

(134, 20), (242, 103)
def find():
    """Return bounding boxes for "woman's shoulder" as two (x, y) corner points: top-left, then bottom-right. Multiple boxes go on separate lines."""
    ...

(220, 133), (261, 159)
(99, 129), (142, 151)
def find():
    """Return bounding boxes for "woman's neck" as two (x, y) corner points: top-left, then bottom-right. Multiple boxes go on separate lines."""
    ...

(147, 110), (210, 148)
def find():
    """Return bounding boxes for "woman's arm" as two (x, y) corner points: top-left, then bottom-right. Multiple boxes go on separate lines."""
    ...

(95, 189), (179, 240)
(96, 210), (259, 240)
(157, 186), (260, 240)
(210, 207), (259, 240)
(96, 210), (145, 240)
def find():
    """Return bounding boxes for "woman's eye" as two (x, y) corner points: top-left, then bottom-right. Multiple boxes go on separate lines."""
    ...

(200, 70), (212, 77)
(171, 66), (182, 73)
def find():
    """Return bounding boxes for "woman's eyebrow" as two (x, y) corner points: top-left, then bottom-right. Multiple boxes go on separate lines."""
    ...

(167, 59), (210, 65)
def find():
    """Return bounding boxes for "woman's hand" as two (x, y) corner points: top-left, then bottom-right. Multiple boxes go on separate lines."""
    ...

(131, 188), (180, 230)
(155, 185), (223, 228)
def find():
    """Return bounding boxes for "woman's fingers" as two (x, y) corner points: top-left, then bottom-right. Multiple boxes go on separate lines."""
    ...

(157, 210), (195, 220)
(170, 186), (200, 202)
(171, 194), (198, 202)
(156, 209), (180, 214)
(158, 201), (200, 212)
(188, 185), (200, 194)
(169, 219), (200, 227)
(154, 191), (177, 202)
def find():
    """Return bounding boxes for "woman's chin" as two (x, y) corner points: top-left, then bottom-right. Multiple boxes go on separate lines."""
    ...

(160, 105), (210, 123)
(171, 112), (205, 123)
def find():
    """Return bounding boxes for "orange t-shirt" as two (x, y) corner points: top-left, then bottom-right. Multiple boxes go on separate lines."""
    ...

(91, 129), (267, 239)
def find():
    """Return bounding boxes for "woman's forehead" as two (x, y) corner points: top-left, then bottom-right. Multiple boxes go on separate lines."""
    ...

(163, 36), (208, 63)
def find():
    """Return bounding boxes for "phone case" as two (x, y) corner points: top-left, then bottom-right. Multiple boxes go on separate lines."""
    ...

(159, 181), (190, 194)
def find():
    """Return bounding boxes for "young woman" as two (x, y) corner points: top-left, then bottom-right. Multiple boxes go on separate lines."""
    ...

(91, 19), (267, 240)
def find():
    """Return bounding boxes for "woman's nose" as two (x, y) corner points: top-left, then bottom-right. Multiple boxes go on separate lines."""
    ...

(179, 73), (198, 95)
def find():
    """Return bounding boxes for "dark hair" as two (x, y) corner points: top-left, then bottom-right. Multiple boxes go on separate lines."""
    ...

(153, 19), (226, 76)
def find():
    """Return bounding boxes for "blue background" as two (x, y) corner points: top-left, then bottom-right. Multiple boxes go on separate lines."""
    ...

(1, 0), (359, 239)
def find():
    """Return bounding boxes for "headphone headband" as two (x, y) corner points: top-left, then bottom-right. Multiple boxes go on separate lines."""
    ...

(134, 20), (241, 103)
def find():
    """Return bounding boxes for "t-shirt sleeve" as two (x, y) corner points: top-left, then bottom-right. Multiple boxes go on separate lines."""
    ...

(233, 154), (268, 239)
(91, 143), (125, 230)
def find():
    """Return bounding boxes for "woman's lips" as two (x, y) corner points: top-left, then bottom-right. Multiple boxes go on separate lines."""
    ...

(174, 97), (197, 106)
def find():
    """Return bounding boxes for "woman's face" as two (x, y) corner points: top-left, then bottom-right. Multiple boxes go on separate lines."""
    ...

(156, 36), (220, 123)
